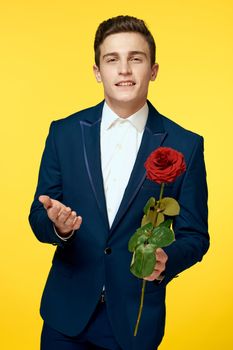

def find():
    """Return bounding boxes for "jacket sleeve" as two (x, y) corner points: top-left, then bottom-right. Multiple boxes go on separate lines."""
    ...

(161, 136), (210, 285)
(28, 121), (72, 247)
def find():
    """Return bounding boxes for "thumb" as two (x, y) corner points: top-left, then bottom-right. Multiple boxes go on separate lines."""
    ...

(39, 195), (53, 210)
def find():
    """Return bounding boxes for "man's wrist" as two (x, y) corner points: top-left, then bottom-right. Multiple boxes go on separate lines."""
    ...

(53, 224), (75, 241)
(156, 271), (165, 283)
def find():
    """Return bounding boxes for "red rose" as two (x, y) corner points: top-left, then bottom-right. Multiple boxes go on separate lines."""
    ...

(144, 147), (186, 184)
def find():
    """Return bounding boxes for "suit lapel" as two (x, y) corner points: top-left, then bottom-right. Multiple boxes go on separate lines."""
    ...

(80, 101), (110, 231)
(109, 101), (167, 234)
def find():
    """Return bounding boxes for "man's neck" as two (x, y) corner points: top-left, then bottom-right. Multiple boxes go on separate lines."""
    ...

(104, 99), (147, 118)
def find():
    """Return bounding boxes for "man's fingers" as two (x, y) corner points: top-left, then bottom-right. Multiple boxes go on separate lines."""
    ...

(143, 248), (168, 282)
(54, 208), (82, 233)
(39, 195), (53, 210)
(38, 195), (82, 233)
(72, 216), (82, 230)
(63, 211), (77, 225)
(144, 270), (160, 281)
(56, 207), (72, 223)
(49, 205), (62, 221)
(155, 248), (168, 263)
(153, 260), (163, 270)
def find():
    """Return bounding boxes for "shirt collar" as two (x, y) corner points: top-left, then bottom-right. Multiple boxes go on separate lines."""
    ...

(101, 101), (148, 133)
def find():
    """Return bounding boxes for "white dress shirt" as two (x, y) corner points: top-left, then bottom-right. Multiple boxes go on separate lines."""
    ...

(100, 102), (148, 227)
(55, 101), (148, 239)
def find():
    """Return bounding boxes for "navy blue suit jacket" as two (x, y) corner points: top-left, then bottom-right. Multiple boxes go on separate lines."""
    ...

(29, 100), (209, 350)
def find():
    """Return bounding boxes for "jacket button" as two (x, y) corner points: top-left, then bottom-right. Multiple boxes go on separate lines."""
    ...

(104, 247), (112, 255)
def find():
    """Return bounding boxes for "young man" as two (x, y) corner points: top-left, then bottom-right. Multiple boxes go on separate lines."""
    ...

(29, 15), (209, 350)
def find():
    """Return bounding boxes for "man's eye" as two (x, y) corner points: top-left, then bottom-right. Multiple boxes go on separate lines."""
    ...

(107, 58), (117, 63)
(130, 57), (142, 62)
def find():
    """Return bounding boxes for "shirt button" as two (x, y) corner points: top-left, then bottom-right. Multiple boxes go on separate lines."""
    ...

(104, 247), (112, 255)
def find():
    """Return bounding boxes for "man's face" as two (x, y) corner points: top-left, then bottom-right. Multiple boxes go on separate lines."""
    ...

(93, 32), (159, 112)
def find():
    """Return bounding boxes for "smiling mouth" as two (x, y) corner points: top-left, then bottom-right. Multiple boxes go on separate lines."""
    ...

(115, 81), (136, 87)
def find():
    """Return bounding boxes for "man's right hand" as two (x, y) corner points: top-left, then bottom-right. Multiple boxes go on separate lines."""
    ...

(39, 195), (82, 238)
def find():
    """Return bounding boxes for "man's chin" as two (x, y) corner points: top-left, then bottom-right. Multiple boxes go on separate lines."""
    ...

(110, 95), (139, 105)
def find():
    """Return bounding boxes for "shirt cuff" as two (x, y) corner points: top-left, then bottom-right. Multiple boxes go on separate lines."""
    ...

(53, 224), (75, 241)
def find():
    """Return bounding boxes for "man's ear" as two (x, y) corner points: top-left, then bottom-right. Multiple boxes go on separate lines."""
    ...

(93, 64), (102, 83)
(150, 63), (159, 81)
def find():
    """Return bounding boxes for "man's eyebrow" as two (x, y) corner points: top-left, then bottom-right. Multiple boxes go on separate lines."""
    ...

(102, 51), (147, 59)
(128, 51), (147, 57)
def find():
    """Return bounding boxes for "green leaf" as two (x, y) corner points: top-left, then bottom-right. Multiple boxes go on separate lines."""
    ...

(147, 208), (157, 225)
(148, 225), (175, 248)
(139, 222), (153, 234)
(160, 197), (180, 216)
(143, 197), (156, 214)
(128, 233), (141, 253)
(128, 223), (153, 252)
(141, 214), (149, 226)
(130, 244), (156, 278)
(155, 212), (165, 226)
(160, 219), (172, 228)
(135, 234), (149, 247)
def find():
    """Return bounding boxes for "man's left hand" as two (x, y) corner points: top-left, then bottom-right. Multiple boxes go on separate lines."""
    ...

(144, 248), (168, 282)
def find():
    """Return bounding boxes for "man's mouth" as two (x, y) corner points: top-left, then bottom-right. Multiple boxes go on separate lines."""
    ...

(115, 81), (136, 87)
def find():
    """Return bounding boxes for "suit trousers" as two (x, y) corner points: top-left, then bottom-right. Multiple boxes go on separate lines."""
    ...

(41, 301), (122, 350)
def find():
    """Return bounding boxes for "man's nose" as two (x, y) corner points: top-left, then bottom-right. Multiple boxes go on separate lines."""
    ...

(118, 60), (132, 75)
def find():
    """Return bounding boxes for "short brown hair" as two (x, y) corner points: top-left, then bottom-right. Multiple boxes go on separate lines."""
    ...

(94, 15), (156, 67)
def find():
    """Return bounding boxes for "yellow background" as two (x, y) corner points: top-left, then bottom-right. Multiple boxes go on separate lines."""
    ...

(1, 0), (232, 349)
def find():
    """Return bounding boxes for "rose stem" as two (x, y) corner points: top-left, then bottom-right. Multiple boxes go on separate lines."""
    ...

(134, 183), (165, 336)
(134, 278), (146, 336)
(159, 183), (165, 202)
(153, 182), (165, 227)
